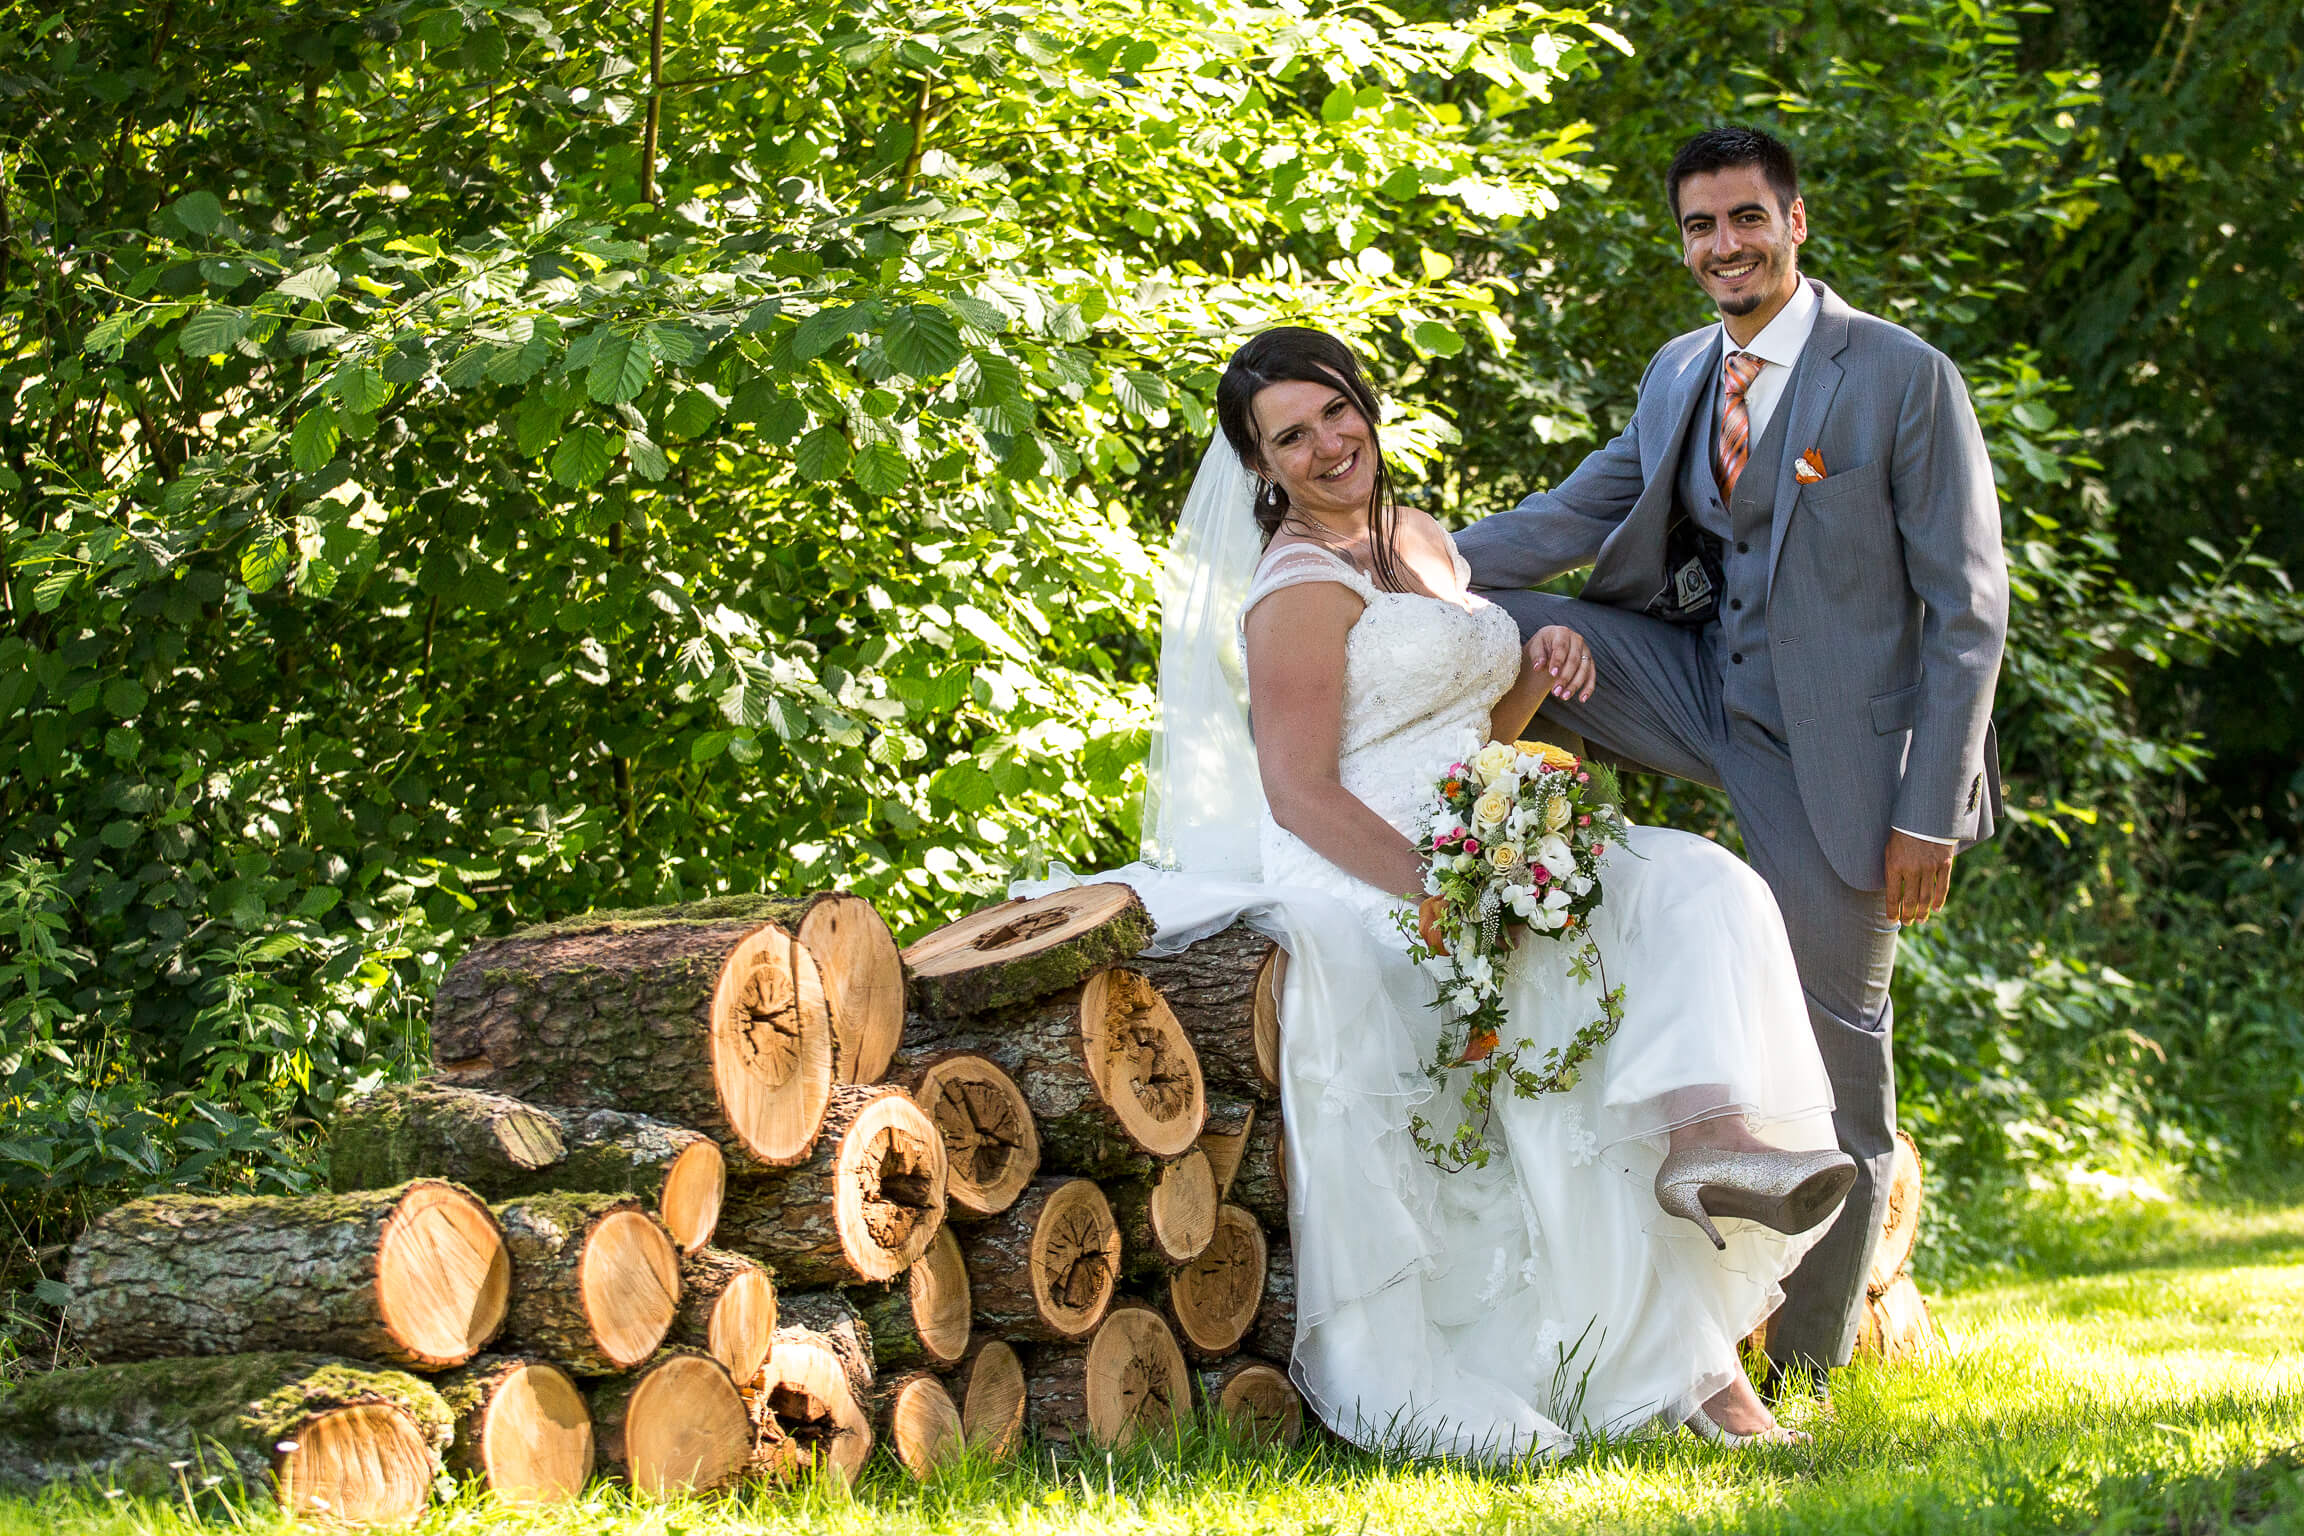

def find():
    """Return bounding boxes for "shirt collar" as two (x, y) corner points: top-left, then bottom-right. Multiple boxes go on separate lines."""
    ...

(1722, 276), (1819, 370)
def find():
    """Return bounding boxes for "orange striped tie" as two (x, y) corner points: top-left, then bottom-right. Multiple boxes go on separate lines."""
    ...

(1716, 351), (1765, 499)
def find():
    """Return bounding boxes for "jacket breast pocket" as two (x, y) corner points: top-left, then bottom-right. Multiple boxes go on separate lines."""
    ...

(1870, 681), (1921, 735)
(1796, 457), (1886, 505)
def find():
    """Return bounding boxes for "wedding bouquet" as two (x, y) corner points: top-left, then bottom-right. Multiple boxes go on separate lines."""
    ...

(1399, 739), (1632, 1171)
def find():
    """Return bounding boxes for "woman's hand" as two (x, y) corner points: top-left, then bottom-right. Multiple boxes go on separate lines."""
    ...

(1528, 626), (1595, 704)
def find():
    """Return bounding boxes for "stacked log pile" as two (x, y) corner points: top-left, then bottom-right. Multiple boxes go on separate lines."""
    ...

(1749, 1129), (1944, 1364)
(20, 883), (1310, 1524)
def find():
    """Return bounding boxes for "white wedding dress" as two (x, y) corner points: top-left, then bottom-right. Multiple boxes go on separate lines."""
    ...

(1042, 531), (1846, 1461)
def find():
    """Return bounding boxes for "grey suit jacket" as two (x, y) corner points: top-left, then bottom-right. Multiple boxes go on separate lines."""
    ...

(1455, 279), (2009, 891)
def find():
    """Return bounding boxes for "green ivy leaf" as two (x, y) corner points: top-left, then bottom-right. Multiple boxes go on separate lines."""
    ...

(795, 424), (852, 483)
(884, 305), (964, 378)
(550, 424), (615, 487)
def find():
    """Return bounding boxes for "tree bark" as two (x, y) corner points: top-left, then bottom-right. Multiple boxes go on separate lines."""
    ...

(849, 1224), (970, 1371)
(716, 1085), (948, 1287)
(1025, 1303), (1190, 1449)
(1232, 1106), (1288, 1229)
(668, 1247), (776, 1387)
(331, 1084), (726, 1252)
(588, 1349), (751, 1496)
(1197, 1094), (1256, 1201)
(884, 1046), (1039, 1216)
(1868, 1130), (1926, 1297)
(776, 1291), (875, 1404)
(1130, 924), (1283, 1101)
(492, 1194), (681, 1375)
(0, 1352), (451, 1526)
(1250, 1239), (1296, 1364)
(747, 1328), (874, 1485)
(1110, 1148), (1219, 1280)
(434, 1355), (594, 1505)
(1165, 1204), (1267, 1361)
(871, 1371), (963, 1478)
(1856, 1273), (1942, 1365)
(914, 969), (1206, 1177)
(956, 1176), (1119, 1343)
(1194, 1357), (1304, 1445)
(431, 915), (834, 1169)
(901, 882), (1153, 1018)
(67, 1182), (508, 1370)
(947, 1338), (1025, 1458)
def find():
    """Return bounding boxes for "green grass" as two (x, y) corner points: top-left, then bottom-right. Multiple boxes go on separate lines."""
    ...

(7, 1192), (2303, 1536)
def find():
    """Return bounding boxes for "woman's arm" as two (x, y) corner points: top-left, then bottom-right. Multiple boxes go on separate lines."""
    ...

(1489, 626), (1594, 744)
(1243, 581), (1429, 899)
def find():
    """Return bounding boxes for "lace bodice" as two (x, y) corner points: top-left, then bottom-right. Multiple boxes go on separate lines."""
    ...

(1240, 537), (1523, 925)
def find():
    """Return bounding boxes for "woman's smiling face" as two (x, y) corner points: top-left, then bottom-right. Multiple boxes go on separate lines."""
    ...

(1250, 376), (1377, 523)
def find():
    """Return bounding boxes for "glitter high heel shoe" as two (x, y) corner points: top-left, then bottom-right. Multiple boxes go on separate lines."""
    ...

(1653, 1145), (1857, 1250)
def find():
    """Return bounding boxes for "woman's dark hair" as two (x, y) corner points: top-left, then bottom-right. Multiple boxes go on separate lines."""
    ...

(1214, 326), (1406, 593)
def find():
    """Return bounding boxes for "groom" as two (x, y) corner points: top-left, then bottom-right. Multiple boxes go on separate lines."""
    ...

(1456, 126), (2008, 1395)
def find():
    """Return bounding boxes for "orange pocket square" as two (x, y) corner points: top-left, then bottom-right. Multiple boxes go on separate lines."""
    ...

(1795, 449), (1828, 484)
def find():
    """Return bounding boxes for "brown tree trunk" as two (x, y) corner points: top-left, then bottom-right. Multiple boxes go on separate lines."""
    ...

(434, 1355), (594, 1505)
(747, 1328), (874, 1485)
(884, 1046), (1040, 1216)
(850, 1224), (970, 1371)
(1197, 1094), (1256, 1201)
(1232, 1107), (1288, 1229)
(0, 1352), (452, 1526)
(431, 915), (835, 1169)
(1856, 1273), (1942, 1365)
(901, 882), (1153, 1017)
(588, 1349), (751, 1495)
(776, 1291), (876, 1404)
(1025, 1303), (1190, 1449)
(493, 1194), (681, 1375)
(332, 1084), (726, 1253)
(716, 1085), (948, 1287)
(956, 1176), (1119, 1343)
(66, 1183), (508, 1370)
(872, 1371), (963, 1478)
(1131, 924), (1283, 1101)
(1868, 1130), (1926, 1296)
(668, 1248), (776, 1387)
(1110, 1148), (1219, 1280)
(1166, 1204), (1267, 1362)
(948, 1338), (1026, 1458)
(916, 969), (1206, 1177)
(1250, 1239), (1296, 1364)
(1195, 1358), (1304, 1446)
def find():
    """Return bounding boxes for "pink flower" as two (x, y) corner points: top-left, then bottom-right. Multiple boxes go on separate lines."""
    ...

(1577, 771), (1590, 783)
(1579, 814), (1591, 826)
(1593, 842), (1606, 856)
(1463, 838), (1481, 856)
(1433, 831), (1450, 850)
(1531, 864), (1550, 884)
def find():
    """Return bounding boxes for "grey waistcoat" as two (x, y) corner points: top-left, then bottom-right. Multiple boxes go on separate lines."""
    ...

(1677, 351), (1796, 740)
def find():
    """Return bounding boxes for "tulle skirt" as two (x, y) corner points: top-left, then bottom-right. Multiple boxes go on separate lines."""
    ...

(1026, 823), (1838, 1460)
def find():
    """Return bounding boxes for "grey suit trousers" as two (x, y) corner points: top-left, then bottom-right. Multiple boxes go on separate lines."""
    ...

(1489, 589), (1901, 1372)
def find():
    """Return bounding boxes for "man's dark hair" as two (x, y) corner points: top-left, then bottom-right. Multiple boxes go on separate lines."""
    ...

(1665, 126), (1799, 225)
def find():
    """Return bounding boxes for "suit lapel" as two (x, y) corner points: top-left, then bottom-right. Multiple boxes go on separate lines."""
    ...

(1766, 281), (1850, 592)
(1586, 331), (1719, 608)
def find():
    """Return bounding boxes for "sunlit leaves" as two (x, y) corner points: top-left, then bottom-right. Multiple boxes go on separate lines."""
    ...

(549, 423), (615, 486)
(794, 424), (851, 482)
(290, 403), (341, 473)
(587, 329), (655, 403)
(180, 307), (249, 357)
(884, 305), (964, 379)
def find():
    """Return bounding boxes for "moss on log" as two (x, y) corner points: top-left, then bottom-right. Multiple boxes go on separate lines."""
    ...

(901, 883), (1153, 1018)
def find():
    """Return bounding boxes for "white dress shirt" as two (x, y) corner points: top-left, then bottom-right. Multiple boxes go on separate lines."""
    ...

(1723, 277), (1955, 851)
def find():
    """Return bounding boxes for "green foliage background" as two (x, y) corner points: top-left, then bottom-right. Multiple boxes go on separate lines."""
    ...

(1, 0), (2299, 1289)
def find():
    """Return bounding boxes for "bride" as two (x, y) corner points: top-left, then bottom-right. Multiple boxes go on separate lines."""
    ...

(1037, 327), (1854, 1455)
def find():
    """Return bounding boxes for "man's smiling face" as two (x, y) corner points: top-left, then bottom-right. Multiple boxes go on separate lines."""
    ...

(1675, 164), (1807, 325)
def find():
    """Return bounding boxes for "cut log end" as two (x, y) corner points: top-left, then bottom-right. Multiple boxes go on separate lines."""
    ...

(1032, 1304), (1191, 1448)
(1030, 1179), (1121, 1339)
(1147, 1150), (1219, 1267)
(614, 1354), (751, 1496)
(1169, 1205), (1267, 1360)
(1196, 1097), (1255, 1202)
(1251, 949), (1284, 1095)
(955, 1340), (1026, 1458)
(377, 1183), (514, 1370)
(835, 1090), (950, 1282)
(1206, 1361), (1303, 1446)
(705, 1267), (778, 1387)
(876, 1373), (964, 1479)
(582, 1209), (685, 1371)
(1869, 1130), (1926, 1297)
(659, 1140), (727, 1253)
(752, 1335), (874, 1485)
(907, 1052), (1039, 1216)
(1082, 969), (1207, 1160)
(714, 925), (838, 1167)
(454, 1360), (594, 1505)
(277, 1402), (439, 1524)
(798, 893), (907, 1085)
(901, 883), (1153, 1017)
(909, 1225), (973, 1367)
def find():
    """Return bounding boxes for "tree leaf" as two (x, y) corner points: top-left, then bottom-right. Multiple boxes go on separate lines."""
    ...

(274, 264), (340, 304)
(180, 307), (250, 357)
(794, 304), (866, 361)
(1412, 320), (1466, 357)
(884, 305), (964, 378)
(625, 428), (669, 480)
(171, 190), (224, 237)
(332, 361), (390, 413)
(795, 424), (852, 482)
(550, 424), (615, 487)
(1115, 368), (1169, 418)
(290, 403), (342, 473)
(854, 441), (909, 497)
(588, 329), (655, 403)
(240, 535), (292, 593)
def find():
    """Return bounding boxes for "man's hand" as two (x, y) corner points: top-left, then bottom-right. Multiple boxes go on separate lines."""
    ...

(1882, 830), (1956, 924)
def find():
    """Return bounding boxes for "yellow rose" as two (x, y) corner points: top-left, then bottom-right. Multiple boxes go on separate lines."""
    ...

(1472, 743), (1517, 782)
(1472, 790), (1512, 830)
(1543, 796), (1572, 832)
(1487, 841), (1522, 871)
(1515, 739), (1583, 773)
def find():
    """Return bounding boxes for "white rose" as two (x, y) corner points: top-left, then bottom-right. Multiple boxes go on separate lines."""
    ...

(1472, 790), (1512, 831)
(1454, 852), (1479, 873)
(1543, 796), (1572, 832)
(1487, 841), (1522, 872)
(1472, 743), (1517, 781)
